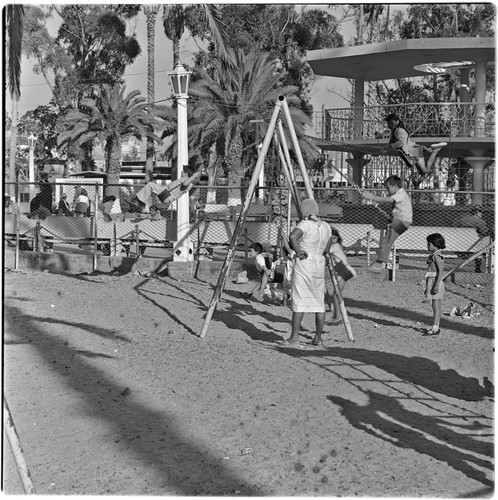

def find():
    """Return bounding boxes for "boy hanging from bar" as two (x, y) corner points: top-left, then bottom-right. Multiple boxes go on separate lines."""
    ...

(128, 164), (202, 214)
(384, 113), (446, 178)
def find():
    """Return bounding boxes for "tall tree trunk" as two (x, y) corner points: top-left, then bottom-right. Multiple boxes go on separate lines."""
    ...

(145, 7), (158, 183)
(206, 141), (218, 204)
(9, 97), (19, 197)
(81, 142), (95, 171)
(106, 136), (122, 198)
(226, 129), (244, 206)
(173, 36), (180, 67)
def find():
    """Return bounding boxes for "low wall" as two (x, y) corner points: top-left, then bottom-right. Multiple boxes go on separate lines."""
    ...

(4, 248), (492, 287)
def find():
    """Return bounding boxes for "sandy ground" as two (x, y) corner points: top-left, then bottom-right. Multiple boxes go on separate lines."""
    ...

(3, 267), (494, 496)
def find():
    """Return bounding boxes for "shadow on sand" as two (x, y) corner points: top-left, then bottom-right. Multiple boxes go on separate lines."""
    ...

(4, 305), (262, 495)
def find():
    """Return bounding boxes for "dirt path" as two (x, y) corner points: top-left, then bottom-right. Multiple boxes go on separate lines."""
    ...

(3, 269), (494, 496)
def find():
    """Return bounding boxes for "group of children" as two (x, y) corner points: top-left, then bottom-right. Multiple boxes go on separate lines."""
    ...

(244, 171), (446, 339)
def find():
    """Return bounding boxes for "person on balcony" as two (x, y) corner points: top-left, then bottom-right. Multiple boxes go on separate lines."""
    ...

(127, 165), (201, 214)
(384, 113), (447, 177)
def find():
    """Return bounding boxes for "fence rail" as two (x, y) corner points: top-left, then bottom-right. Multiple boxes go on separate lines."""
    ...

(3, 182), (494, 275)
(322, 102), (495, 141)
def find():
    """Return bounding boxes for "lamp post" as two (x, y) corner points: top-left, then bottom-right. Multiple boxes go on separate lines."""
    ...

(27, 133), (37, 201)
(168, 62), (193, 262)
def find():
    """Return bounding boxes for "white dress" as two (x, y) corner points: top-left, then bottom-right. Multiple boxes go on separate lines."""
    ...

(291, 219), (332, 313)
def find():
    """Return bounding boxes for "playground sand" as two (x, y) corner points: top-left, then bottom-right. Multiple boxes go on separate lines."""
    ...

(3, 269), (494, 496)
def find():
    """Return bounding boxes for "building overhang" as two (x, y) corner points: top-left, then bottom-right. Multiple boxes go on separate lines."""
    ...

(311, 137), (495, 159)
(307, 38), (495, 81)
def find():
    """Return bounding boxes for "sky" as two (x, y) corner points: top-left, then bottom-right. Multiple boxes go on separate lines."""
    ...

(8, 4), (361, 123)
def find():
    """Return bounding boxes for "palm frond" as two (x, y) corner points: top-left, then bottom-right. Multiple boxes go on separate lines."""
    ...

(7, 5), (24, 98)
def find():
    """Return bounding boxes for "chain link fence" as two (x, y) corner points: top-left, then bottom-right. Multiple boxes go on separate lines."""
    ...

(4, 181), (495, 275)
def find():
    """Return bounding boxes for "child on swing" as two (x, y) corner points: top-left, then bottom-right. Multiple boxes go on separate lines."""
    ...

(325, 228), (357, 324)
(362, 175), (412, 273)
(423, 233), (446, 336)
(384, 113), (446, 177)
(128, 164), (202, 213)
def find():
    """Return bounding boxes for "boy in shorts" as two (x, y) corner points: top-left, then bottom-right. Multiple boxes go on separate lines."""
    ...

(362, 175), (412, 273)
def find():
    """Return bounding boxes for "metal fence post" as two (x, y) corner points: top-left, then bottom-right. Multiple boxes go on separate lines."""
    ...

(93, 183), (99, 271)
(14, 183), (20, 270)
(366, 230), (371, 266)
(34, 220), (40, 252)
(391, 241), (397, 282)
(135, 224), (140, 257)
(244, 227), (248, 268)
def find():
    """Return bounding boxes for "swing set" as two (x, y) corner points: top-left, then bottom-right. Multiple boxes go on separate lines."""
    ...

(199, 96), (354, 342)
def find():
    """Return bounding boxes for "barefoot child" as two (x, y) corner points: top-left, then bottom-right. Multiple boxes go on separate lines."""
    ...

(241, 243), (271, 302)
(362, 175), (412, 273)
(325, 228), (357, 323)
(385, 113), (446, 176)
(423, 233), (445, 336)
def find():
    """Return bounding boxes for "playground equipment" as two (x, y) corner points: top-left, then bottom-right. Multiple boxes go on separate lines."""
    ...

(442, 240), (495, 281)
(3, 396), (36, 494)
(199, 96), (354, 341)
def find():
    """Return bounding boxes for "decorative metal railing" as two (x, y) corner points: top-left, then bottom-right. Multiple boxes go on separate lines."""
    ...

(321, 102), (495, 141)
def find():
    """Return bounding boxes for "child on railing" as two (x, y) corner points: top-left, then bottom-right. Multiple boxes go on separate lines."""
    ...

(325, 227), (357, 324)
(384, 113), (446, 176)
(422, 233), (445, 336)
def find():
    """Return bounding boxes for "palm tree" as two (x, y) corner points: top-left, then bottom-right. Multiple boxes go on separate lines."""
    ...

(57, 84), (164, 196)
(162, 50), (314, 205)
(162, 4), (234, 69)
(143, 4), (160, 183)
(6, 5), (25, 196)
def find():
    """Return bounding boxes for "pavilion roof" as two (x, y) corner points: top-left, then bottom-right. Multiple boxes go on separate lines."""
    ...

(307, 37), (495, 81)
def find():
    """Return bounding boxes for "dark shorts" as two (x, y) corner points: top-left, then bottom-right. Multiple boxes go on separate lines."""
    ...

(390, 219), (410, 235)
(334, 261), (354, 282)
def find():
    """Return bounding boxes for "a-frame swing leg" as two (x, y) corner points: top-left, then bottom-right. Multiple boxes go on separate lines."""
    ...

(275, 133), (302, 217)
(199, 96), (286, 338)
(325, 255), (355, 342)
(278, 106), (355, 342)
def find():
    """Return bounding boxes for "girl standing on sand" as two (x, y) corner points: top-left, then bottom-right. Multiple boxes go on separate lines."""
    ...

(423, 233), (446, 336)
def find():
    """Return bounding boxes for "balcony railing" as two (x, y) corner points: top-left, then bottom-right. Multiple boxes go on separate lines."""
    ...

(321, 102), (495, 142)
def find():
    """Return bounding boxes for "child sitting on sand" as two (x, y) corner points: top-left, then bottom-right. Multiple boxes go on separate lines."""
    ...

(241, 243), (271, 302)
(423, 233), (445, 336)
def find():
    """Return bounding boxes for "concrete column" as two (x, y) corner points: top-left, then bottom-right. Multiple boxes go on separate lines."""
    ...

(353, 78), (365, 139)
(464, 156), (491, 205)
(174, 94), (193, 262)
(346, 155), (370, 202)
(474, 58), (487, 137)
(459, 67), (470, 136)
